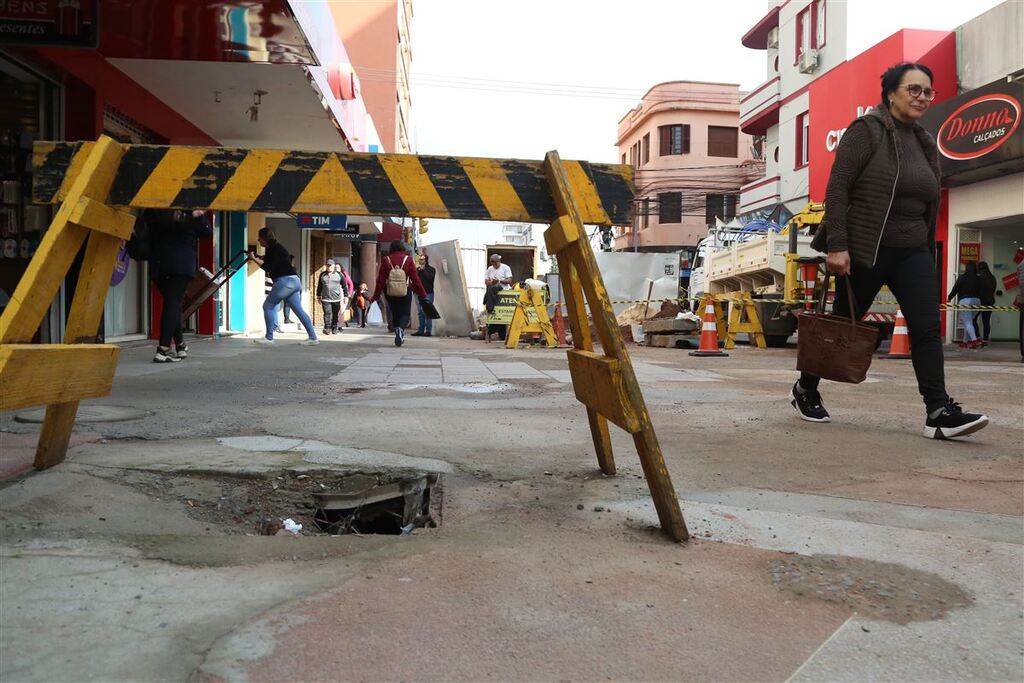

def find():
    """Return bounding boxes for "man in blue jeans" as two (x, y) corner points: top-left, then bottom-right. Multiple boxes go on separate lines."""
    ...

(412, 252), (436, 337)
(249, 228), (318, 345)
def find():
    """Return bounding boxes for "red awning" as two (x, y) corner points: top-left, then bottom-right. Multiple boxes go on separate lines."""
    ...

(741, 5), (781, 49)
(741, 103), (780, 136)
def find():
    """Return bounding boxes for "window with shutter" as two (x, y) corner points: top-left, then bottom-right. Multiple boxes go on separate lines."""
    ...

(658, 192), (681, 223)
(658, 125), (689, 155)
(708, 126), (738, 158)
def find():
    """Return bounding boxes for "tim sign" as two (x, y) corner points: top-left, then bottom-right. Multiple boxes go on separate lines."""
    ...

(937, 94), (1021, 160)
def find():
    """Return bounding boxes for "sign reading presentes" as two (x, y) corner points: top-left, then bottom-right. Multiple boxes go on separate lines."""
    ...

(937, 94), (1021, 160)
(0, 0), (99, 48)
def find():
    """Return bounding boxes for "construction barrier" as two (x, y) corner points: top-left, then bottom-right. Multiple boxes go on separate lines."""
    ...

(2, 136), (691, 542)
(549, 297), (1018, 312)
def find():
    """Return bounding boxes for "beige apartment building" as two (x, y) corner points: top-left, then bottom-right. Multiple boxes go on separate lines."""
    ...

(615, 81), (763, 253)
(332, 0), (414, 153)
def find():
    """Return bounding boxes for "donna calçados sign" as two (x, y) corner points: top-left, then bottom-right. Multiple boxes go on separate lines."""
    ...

(937, 94), (1021, 161)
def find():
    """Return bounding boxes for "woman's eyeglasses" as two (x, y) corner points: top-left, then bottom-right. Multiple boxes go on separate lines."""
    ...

(901, 84), (937, 101)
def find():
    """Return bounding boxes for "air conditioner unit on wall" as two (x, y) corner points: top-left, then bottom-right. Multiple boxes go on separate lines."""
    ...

(766, 27), (779, 49)
(798, 48), (819, 74)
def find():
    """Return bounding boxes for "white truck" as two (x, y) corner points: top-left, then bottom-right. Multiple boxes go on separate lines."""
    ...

(688, 205), (897, 347)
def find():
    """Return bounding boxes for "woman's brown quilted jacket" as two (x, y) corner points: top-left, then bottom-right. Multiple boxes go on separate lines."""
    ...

(811, 105), (942, 267)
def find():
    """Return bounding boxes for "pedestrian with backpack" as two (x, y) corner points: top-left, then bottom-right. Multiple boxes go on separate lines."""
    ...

(372, 240), (428, 347)
(139, 209), (212, 363)
(249, 228), (318, 345)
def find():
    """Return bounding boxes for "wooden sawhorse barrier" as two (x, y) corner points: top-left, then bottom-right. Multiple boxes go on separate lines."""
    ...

(0, 137), (688, 541)
(0, 137), (133, 468)
(505, 288), (558, 349)
(543, 152), (688, 541)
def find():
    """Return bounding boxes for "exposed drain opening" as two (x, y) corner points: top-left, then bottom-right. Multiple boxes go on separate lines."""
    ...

(102, 469), (441, 537)
(313, 474), (439, 535)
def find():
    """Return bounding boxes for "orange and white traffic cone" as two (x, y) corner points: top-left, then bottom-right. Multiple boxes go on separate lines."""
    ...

(689, 299), (728, 357)
(552, 301), (568, 347)
(800, 261), (819, 311)
(881, 308), (911, 359)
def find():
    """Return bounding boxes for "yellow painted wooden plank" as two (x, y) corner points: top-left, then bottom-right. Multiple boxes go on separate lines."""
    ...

(67, 196), (136, 239)
(0, 136), (123, 343)
(378, 155), (450, 218)
(544, 215), (580, 257)
(35, 402), (80, 470)
(566, 350), (641, 433)
(132, 146), (209, 207)
(209, 148), (288, 211)
(58, 142), (96, 203)
(459, 157), (530, 221)
(564, 161), (611, 226)
(0, 344), (119, 411)
(291, 153), (368, 214)
(64, 232), (124, 343)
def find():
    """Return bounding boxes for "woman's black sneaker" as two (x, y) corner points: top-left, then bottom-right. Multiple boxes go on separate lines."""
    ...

(153, 346), (180, 363)
(924, 399), (988, 439)
(790, 381), (830, 422)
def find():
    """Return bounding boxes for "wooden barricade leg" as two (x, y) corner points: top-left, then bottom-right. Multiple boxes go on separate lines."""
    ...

(544, 152), (688, 541)
(0, 135), (130, 470)
(560, 259), (616, 476)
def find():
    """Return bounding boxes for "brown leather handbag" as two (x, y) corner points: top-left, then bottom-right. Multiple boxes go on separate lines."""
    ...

(796, 275), (880, 384)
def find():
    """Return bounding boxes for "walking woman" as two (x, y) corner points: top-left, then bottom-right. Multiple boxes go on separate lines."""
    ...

(973, 261), (997, 346)
(250, 228), (318, 345)
(948, 261), (983, 349)
(791, 62), (988, 439)
(146, 209), (212, 363)
(372, 240), (428, 347)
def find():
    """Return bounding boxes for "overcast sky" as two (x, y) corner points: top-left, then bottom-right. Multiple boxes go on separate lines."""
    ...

(409, 0), (1006, 246)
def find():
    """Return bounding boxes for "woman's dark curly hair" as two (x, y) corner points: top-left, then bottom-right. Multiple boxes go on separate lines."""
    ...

(880, 62), (934, 107)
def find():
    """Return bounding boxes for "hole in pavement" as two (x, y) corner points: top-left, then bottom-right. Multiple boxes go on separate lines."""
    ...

(108, 469), (441, 537)
(313, 474), (438, 535)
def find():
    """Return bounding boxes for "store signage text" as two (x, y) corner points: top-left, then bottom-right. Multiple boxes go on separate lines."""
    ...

(0, 0), (97, 47)
(958, 242), (981, 263)
(937, 95), (1021, 161)
(297, 214), (353, 233)
(825, 105), (874, 152)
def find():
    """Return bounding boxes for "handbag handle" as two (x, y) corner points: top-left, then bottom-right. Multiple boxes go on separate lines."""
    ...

(817, 272), (861, 325)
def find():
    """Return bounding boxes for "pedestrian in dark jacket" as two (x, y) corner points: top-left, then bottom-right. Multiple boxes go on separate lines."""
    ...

(318, 259), (347, 335)
(972, 262), (997, 345)
(372, 240), (428, 347)
(948, 261), (983, 348)
(413, 252), (437, 337)
(145, 209), (212, 363)
(793, 62), (987, 440)
(249, 228), (318, 345)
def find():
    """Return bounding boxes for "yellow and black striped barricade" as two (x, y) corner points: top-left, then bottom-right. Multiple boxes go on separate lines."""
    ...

(3, 136), (690, 541)
(32, 141), (634, 225)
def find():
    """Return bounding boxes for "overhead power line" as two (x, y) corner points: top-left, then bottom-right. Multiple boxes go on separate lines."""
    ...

(351, 65), (749, 104)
